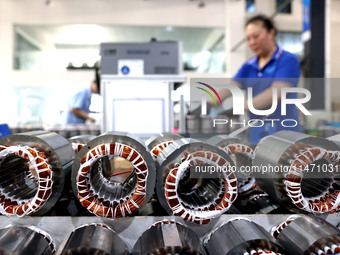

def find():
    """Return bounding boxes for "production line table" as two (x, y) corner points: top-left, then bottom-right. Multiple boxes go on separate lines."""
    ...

(1, 214), (340, 253)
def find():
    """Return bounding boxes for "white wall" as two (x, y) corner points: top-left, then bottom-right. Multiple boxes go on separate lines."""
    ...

(256, 0), (302, 32)
(226, 0), (303, 77)
(0, 0), (226, 88)
(2, 0), (323, 127)
(0, 0), (306, 86)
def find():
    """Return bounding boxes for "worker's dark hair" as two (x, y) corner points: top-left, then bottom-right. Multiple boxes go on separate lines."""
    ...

(246, 14), (277, 36)
(94, 61), (101, 94)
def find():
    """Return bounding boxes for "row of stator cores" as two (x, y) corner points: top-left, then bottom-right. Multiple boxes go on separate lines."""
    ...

(0, 215), (339, 254)
(0, 130), (340, 223)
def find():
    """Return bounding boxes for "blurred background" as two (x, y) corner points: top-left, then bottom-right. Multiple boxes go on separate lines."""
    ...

(0, 0), (339, 137)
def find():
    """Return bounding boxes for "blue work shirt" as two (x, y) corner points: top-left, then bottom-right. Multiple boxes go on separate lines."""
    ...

(233, 46), (301, 145)
(66, 88), (92, 124)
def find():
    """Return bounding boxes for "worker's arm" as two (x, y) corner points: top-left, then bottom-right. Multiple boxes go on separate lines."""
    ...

(244, 82), (292, 111)
(217, 81), (243, 102)
(207, 81), (243, 107)
(70, 108), (95, 122)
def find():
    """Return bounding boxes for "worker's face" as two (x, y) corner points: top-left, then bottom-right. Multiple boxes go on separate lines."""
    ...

(245, 21), (275, 57)
(91, 82), (98, 93)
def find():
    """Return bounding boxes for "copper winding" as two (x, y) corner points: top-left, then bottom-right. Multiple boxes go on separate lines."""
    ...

(150, 141), (174, 159)
(253, 139), (263, 155)
(71, 143), (85, 154)
(222, 143), (254, 158)
(315, 245), (340, 255)
(285, 147), (340, 213)
(244, 250), (281, 255)
(76, 142), (149, 217)
(310, 239), (340, 255)
(164, 151), (237, 224)
(311, 235), (340, 255)
(310, 242), (340, 254)
(222, 143), (256, 195)
(271, 215), (300, 239)
(0, 145), (53, 216)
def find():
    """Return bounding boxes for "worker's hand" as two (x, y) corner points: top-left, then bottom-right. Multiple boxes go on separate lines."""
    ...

(88, 116), (96, 123)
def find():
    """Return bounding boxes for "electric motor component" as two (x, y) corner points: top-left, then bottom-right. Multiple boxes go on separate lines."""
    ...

(156, 138), (237, 224)
(146, 133), (183, 160)
(69, 134), (96, 154)
(0, 131), (74, 216)
(186, 115), (200, 134)
(148, 219), (181, 228)
(207, 135), (256, 195)
(0, 225), (54, 255)
(200, 115), (213, 134)
(246, 193), (280, 214)
(59, 223), (128, 255)
(71, 131), (156, 218)
(131, 220), (206, 255)
(273, 216), (340, 255)
(270, 215), (300, 239)
(205, 217), (285, 255)
(253, 131), (340, 213)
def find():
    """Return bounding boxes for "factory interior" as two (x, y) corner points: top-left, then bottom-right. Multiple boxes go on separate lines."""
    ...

(2, 0), (340, 254)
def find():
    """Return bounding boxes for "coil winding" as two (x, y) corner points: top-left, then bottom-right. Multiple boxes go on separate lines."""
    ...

(72, 132), (156, 218)
(146, 133), (183, 160)
(273, 215), (340, 255)
(0, 131), (74, 216)
(156, 138), (237, 224)
(207, 135), (256, 195)
(253, 131), (340, 213)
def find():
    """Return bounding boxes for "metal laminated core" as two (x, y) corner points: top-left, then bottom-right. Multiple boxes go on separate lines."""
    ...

(285, 146), (340, 213)
(270, 215), (300, 239)
(27, 226), (56, 253)
(207, 135), (256, 195)
(146, 133), (183, 160)
(75, 223), (114, 232)
(222, 144), (255, 194)
(157, 139), (237, 224)
(77, 143), (148, 217)
(60, 224), (128, 255)
(0, 145), (53, 216)
(131, 221), (205, 255)
(149, 219), (182, 229)
(164, 151), (236, 224)
(0, 225), (53, 255)
(73, 132), (155, 218)
(275, 216), (340, 255)
(253, 131), (340, 214)
(205, 218), (284, 255)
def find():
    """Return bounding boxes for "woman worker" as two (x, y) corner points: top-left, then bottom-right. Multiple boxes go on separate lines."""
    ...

(217, 14), (301, 145)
